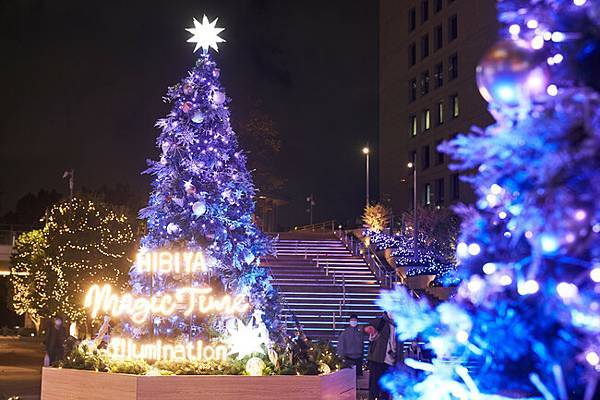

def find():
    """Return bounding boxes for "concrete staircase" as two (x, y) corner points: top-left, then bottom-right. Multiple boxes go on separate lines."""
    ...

(263, 232), (384, 344)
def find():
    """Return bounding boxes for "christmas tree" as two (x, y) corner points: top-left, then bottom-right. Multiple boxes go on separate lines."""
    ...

(130, 15), (279, 343)
(380, 1), (600, 399)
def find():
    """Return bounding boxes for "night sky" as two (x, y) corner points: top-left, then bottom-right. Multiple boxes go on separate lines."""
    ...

(0, 0), (378, 229)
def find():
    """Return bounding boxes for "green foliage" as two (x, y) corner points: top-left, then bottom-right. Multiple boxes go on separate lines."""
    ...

(9, 229), (52, 331)
(153, 358), (246, 375)
(271, 336), (344, 376)
(61, 343), (149, 374)
(59, 337), (345, 376)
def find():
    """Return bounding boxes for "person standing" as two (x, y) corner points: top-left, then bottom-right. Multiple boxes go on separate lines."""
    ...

(366, 311), (396, 400)
(336, 314), (365, 376)
(44, 315), (67, 365)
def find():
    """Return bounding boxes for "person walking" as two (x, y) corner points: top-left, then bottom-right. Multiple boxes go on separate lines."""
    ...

(366, 311), (397, 400)
(336, 314), (365, 376)
(44, 315), (67, 365)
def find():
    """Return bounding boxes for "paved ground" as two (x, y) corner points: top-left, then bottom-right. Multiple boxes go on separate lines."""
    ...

(0, 338), (371, 400)
(0, 337), (44, 400)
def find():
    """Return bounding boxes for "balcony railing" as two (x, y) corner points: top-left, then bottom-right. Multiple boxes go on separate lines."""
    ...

(337, 230), (397, 289)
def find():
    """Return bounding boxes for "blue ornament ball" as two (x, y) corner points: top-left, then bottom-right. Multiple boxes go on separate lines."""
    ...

(166, 222), (180, 235)
(191, 111), (205, 123)
(192, 200), (206, 217)
(576, 39), (600, 91)
(212, 91), (226, 105)
(476, 40), (549, 107)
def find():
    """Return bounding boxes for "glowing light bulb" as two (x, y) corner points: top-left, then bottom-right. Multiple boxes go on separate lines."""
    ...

(574, 209), (587, 221)
(468, 276), (484, 293)
(498, 211), (507, 219)
(518, 280), (539, 295)
(500, 275), (512, 286)
(574, 0), (587, 6)
(556, 282), (578, 299)
(531, 35), (544, 49)
(490, 184), (503, 195)
(540, 234), (560, 253)
(547, 84), (558, 96)
(585, 351), (599, 366)
(509, 24), (521, 35)
(526, 20), (538, 29)
(551, 32), (566, 42)
(590, 267), (600, 283)
(468, 243), (481, 256)
(456, 330), (469, 343)
(482, 263), (497, 275)
(457, 242), (469, 258)
(553, 53), (564, 64)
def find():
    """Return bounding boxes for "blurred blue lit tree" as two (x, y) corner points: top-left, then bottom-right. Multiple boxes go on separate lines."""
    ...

(380, 1), (600, 399)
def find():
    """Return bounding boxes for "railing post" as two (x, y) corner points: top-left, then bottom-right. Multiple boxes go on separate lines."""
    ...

(332, 312), (336, 331)
(342, 273), (346, 306)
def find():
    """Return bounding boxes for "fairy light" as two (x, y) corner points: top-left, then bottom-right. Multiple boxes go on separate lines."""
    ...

(482, 262), (497, 275)
(10, 198), (135, 324)
(135, 250), (207, 274)
(556, 282), (578, 299)
(585, 351), (599, 366)
(108, 337), (228, 362)
(84, 283), (249, 324)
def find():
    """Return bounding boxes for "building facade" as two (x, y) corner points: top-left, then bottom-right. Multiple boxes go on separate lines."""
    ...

(379, 0), (498, 214)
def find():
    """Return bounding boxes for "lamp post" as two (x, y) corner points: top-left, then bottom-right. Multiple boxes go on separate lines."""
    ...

(407, 161), (418, 261)
(362, 147), (370, 208)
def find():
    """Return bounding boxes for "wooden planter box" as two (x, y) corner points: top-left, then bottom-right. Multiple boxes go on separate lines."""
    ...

(41, 366), (355, 400)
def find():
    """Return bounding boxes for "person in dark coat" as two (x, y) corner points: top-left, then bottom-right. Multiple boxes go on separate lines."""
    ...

(44, 316), (67, 365)
(366, 311), (397, 400)
(336, 314), (365, 376)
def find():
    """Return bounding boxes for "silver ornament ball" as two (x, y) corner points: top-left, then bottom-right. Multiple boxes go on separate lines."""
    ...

(476, 40), (549, 107)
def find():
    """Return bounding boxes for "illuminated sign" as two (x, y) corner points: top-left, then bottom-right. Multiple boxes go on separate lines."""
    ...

(84, 284), (249, 325)
(83, 248), (257, 363)
(135, 250), (207, 274)
(108, 337), (228, 362)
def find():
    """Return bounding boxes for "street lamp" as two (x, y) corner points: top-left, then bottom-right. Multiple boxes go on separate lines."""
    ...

(407, 161), (418, 261)
(362, 147), (370, 208)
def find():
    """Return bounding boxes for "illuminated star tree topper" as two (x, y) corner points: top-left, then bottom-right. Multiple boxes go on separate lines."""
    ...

(186, 15), (226, 53)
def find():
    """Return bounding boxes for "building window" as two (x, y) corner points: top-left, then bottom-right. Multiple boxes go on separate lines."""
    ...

(434, 0), (443, 13)
(434, 25), (443, 50)
(424, 183), (432, 205)
(409, 7), (416, 31)
(451, 94), (459, 118)
(409, 43), (417, 67)
(409, 79), (417, 102)
(435, 140), (444, 164)
(422, 109), (431, 131)
(420, 70), (430, 96)
(436, 101), (444, 125)
(449, 15), (458, 41)
(421, 0), (429, 23)
(421, 34), (429, 59)
(452, 173), (460, 199)
(409, 115), (417, 136)
(422, 145), (430, 169)
(434, 62), (443, 88)
(449, 53), (458, 80)
(436, 178), (445, 205)
(410, 150), (417, 164)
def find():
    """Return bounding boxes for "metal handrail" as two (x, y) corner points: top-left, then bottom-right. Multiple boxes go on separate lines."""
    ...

(337, 230), (397, 289)
(293, 220), (336, 232)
